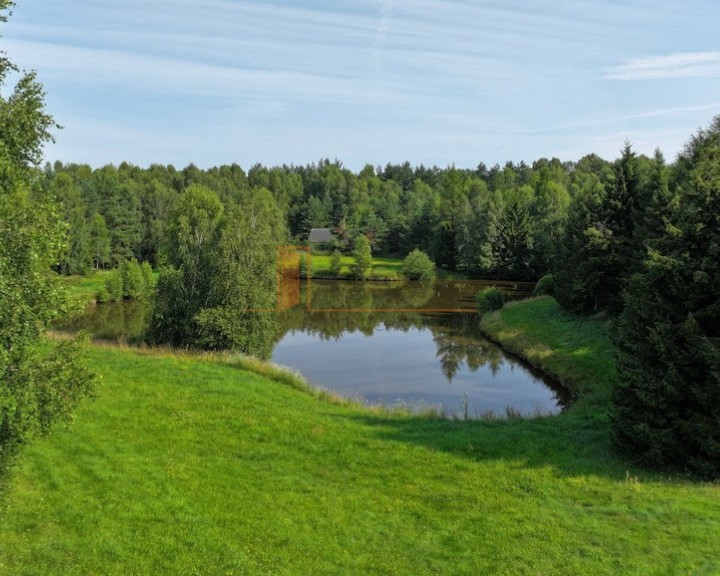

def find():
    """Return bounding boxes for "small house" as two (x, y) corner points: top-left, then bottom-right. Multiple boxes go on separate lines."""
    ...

(308, 228), (336, 244)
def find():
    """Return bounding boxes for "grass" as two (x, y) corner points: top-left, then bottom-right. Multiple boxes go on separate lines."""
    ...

(309, 254), (403, 280)
(59, 270), (112, 305)
(480, 296), (618, 409)
(0, 341), (719, 575)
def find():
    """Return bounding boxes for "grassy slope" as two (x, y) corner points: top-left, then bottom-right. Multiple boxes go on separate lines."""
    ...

(0, 343), (719, 575)
(480, 296), (617, 409)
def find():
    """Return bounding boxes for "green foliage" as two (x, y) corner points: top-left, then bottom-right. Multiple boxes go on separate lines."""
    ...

(329, 249), (342, 276)
(492, 186), (537, 280)
(400, 249), (435, 281)
(120, 259), (145, 299)
(140, 260), (155, 290)
(298, 252), (308, 279)
(533, 273), (555, 296)
(475, 286), (505, 315)
(350, 234), (372, 280)
(0, 1), (94, 457)
(96, 285), (111, 303)
(101, 260), (154, 302)
(89, 212), (111, 269)
(554, 144), (648, 314)
(150, 186), (285, 357)
(104, 270), (124, 302)
(613, 117), (720, 478)
(149, 184), (224, 347)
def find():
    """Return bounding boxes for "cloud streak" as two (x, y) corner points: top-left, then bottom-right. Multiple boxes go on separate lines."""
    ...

(606, 52), (720, 80)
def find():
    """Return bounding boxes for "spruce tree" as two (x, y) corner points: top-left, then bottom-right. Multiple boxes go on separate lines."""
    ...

(613, 117), (720, 478)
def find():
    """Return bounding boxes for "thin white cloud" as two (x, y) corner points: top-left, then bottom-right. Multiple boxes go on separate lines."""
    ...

(606, 52), (720, 80)
(534, 102), (720, 133)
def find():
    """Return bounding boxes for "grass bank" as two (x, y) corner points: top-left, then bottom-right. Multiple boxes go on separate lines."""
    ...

(479, 296), (617, 410)
(0, 342), (718, 575)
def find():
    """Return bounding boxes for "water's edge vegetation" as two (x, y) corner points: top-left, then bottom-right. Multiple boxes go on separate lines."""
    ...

(479, 296), (618, 410)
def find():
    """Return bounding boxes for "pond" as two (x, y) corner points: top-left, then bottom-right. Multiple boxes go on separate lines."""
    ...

(58, 279), (570, 418)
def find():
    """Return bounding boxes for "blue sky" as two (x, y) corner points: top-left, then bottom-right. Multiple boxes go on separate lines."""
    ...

(4, 0), (720, 170)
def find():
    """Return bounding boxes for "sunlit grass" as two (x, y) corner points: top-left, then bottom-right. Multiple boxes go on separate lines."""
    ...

(0, 341), (719, 575)
(480, 296), (618, 408)
(59, 270), (111, 305)
(309, 254), (403, 279)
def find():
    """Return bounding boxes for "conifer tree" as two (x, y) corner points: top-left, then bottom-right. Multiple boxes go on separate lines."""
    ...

(613, 117), (720, 478)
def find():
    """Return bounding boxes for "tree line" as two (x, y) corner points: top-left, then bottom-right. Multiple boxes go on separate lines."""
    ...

(43, 154), (618, 281)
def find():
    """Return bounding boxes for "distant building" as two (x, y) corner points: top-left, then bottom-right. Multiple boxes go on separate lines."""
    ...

(308, 228), (335, 243)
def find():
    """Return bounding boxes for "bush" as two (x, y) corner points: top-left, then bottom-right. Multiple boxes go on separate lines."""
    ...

(97, 285), (111, 303)
(104, 270), (124, 302)
(476, 286), (505, 315)
(329, 249), (342, 276)
(401, 249), (436, 281)
(141, 261), (156, 290)
(350, 235), (372, 280)
(533, 274), (555, 296)
(121, 259), (146, 299)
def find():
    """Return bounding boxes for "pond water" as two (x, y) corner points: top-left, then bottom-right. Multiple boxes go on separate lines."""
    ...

(59, 279), (570, 418)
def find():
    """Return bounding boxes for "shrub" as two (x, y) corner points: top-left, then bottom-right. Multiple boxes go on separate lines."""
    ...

(401, 249), (436, 281)
(350, 235), (372, 280)
(533, 274), (555, 296)
(141, 261), (156, 290)
(329, 249), (342, 276)
(104, 270), (124, 302)
(121, 259), (146, 298)
(298, 253), (308, 279)
(97, 285), (111, 303)
(476, 286), (505, 315)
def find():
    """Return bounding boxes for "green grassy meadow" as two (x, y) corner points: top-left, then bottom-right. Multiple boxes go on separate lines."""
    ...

(60, 270), (111, 305)
(309, 254), (403, 279)
(0, 333), (719, 574)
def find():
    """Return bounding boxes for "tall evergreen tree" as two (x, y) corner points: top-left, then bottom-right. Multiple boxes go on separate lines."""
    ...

(613, 117), (720, 478)
(554, 144), (645, 314)
(492, 186), (536, 280)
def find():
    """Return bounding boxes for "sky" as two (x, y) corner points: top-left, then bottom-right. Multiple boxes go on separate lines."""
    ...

(3, 0), (720, 171)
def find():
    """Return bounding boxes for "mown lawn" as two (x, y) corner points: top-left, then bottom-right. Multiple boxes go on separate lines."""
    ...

(309, 254), (403, 279)
(0, 341), (718, 575)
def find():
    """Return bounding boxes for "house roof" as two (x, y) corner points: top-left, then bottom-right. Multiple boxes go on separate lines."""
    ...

(308, 228), (335, 242)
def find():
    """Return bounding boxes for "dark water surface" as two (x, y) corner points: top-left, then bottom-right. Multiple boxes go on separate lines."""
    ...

(60, 279), (570, 418)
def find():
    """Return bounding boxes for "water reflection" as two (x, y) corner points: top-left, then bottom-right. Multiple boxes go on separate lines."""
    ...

(58, 279), (569, 417)
(272, 281), (569, 416)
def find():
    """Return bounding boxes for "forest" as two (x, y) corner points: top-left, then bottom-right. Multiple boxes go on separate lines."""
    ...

(47, 152), (618, 281)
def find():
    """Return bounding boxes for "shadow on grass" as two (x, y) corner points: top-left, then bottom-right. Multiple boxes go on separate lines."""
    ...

(342, 410), (637, 480)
